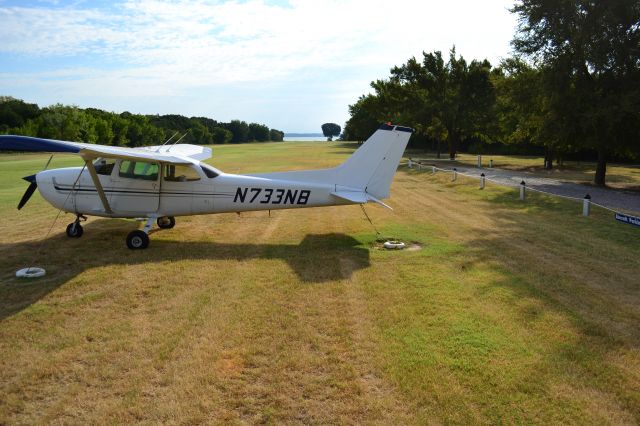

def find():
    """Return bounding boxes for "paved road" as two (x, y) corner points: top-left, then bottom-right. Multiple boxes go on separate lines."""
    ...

(414, 161), (640, 214)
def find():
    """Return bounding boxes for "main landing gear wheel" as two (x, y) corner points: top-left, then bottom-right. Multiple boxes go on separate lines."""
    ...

(157, 216), (175, 229)
(127, 230), (149, 250)
(66, 222), (83, 238)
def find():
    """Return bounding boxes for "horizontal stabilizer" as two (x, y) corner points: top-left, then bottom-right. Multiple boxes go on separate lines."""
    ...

(331, 191), (393, 210)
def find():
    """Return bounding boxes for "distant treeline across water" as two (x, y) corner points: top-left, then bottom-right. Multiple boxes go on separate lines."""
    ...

(0, 96), (285, 147)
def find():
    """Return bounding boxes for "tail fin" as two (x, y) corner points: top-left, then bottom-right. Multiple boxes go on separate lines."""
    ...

(250, 124), (413, 199)
(333, 124), (412, 199)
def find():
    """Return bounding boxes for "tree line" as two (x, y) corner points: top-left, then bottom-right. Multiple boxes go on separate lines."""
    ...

(343, 0), (640, 186)
(0, 97), (285, 147)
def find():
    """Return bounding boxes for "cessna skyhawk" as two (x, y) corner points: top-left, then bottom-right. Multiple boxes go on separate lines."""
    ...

(0, 124), (412, 249)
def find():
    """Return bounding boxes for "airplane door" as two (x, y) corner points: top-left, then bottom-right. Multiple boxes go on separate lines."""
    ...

(158, 163), (215, 215)
(109, 160), (160, 215)
(159, 164), (195, 216)
(75, 158), (115, 214)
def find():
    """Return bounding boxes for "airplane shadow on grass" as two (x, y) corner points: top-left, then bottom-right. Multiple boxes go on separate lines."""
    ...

(0, 220), (370, 321)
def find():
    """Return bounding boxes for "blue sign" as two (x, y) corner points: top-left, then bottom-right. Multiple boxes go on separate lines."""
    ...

(614, 212), (640, 227)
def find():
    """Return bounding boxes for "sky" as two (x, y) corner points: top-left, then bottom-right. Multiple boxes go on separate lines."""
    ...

(0, 0), (519, 133)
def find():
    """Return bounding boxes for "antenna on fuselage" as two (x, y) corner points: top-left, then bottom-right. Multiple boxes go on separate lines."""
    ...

(161, 131), (179, 147)
(167, 131), (189, 151)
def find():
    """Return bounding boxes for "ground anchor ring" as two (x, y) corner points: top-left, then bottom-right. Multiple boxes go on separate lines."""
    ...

(16, 267), (46, 278)
(383, 241), (406, 250)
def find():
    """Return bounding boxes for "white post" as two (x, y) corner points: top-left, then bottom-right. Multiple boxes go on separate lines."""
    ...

(489, 159), (493, 168)
(418, 162), (422, 170)
(408, 158), (413, 169)
(480, 173), (485, 189)
(520, 180), (526, 201)
(477, 155), (482, 168)
(432, 166), (436, 174)
(583, 194), (591, 216)
(452, 168), (457, 181)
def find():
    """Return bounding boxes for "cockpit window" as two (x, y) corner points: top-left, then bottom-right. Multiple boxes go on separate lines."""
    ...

(119, 160), (159, 181)
(94, 158), (116, 176)
(200, 164), (219, 178)
(164, 164), (201, 182)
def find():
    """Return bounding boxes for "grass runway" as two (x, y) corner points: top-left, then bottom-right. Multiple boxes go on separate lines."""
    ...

(1, 142), (639, 424)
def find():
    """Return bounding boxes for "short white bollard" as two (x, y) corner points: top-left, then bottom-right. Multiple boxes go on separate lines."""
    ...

(489, 159), (493, 168)
(583, 194), (591, 216)
(520, 180), (526, 201)
(432, 166), (436, 174)
(408, 158), (413, 169)
(477, 155), (482, 168)
(480, 173), (485, 189)
(452, 168), (457, 181)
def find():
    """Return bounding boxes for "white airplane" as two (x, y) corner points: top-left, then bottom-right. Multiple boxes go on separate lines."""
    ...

(0, 124), (412, 249)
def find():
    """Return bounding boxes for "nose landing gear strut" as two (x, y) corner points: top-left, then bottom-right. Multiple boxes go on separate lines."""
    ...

(66, 214), (87, 238)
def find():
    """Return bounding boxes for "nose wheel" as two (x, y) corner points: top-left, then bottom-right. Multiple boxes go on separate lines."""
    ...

(66, 215), (86, 238)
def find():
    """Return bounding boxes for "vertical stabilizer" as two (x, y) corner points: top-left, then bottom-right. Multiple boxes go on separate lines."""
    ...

(335, 124), (413, 198)
(249, 124), (413, 200)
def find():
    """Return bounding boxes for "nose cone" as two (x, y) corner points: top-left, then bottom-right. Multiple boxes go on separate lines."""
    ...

(23, 174), (37, 183)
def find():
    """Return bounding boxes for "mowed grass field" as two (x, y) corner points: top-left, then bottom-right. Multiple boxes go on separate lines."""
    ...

(1, 141), (639, 424)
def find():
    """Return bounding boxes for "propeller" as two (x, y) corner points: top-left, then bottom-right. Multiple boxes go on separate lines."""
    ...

(17, 155), (53, 210)
(18, 174), (38, 210)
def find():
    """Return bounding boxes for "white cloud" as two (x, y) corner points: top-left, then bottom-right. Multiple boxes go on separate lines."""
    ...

(0, 0), (518, 130)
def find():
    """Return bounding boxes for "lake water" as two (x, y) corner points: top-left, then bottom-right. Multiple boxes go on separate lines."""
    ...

(283, 136), (328, 142)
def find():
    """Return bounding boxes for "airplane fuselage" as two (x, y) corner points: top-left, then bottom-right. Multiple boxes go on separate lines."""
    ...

(2, 124), (413, 249)
(36, 161), (351, 219)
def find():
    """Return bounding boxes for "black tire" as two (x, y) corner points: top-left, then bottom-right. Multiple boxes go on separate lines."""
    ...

(126, 230), (149, 250)
(66, 222), (83, 238)
(157, 216), (176, 229)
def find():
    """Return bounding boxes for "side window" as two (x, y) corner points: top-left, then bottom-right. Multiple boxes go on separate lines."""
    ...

(119, 161), (159, 181)
(94, 158), (116, 176)
(200, 164), (219, 178)
(164, 165), (201, 182)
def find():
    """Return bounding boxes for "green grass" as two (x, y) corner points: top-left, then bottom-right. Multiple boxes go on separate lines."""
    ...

(0, 142), (639, 424)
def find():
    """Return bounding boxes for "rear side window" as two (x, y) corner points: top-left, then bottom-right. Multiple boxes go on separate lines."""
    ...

(164, 164), (201, 182)
(200, 164), (219, 178)
(119, 161), (159, 181)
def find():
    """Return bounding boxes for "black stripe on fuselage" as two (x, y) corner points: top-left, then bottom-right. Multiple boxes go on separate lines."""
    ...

(53, 184), (234, 197)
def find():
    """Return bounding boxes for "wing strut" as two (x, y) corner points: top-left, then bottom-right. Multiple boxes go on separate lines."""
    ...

(84, 158), (113, 214)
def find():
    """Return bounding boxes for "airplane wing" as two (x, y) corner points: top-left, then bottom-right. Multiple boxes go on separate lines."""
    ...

(0, 135), (193, 164)
(138, 144), (212, 161)
(0, 135), (203, 215)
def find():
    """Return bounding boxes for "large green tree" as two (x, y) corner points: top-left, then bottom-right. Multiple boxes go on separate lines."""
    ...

(225, 120), (250, 143)
(390, 49), (496, 159)
(512, 0), (640, 185)
(344, 49), (497, 157)
(248, 123), (270, 142)
(321, 123), (341, 141)
(342, 95), (382, 142)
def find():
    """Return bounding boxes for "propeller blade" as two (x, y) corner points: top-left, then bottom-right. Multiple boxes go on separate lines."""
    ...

(18, 175), (38, 210)
(23, 174), (37, 183)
